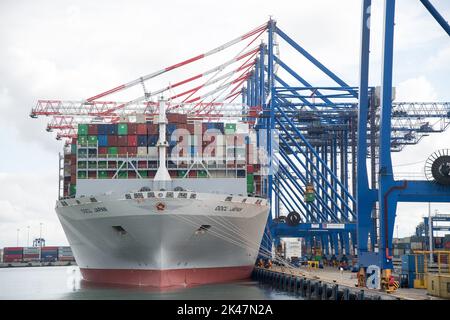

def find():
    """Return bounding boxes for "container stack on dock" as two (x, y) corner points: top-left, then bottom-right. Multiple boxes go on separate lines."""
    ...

(58, 246), (74, 261)
(3, 247), (23, 263)
(22, 247), (40, 262)
(40, 246), (59, 262)
(1, 246), (75, 263)
(62, 115), (263, 198)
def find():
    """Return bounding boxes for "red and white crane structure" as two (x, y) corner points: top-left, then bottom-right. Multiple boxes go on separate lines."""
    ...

(30, 22), (269, 141)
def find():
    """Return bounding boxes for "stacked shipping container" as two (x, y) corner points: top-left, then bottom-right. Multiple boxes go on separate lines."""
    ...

(1, 246), (75, 263)
(62, 115), (261, 198)
(2, 247), (23, 263)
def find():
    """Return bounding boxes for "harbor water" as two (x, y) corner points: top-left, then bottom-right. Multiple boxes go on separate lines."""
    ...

(0, 266), (301, 300)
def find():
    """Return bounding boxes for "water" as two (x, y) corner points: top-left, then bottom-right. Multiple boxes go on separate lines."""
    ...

(0, 266), (300, 300)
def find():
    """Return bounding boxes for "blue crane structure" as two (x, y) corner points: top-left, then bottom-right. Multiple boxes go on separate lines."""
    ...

(240, 0), (450, 289)
(356, 0), (450, 287)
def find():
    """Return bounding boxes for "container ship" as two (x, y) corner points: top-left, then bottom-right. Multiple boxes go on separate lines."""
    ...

(57, 99), (269, 287)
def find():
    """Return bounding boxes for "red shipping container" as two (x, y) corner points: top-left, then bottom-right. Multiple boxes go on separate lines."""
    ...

(88, 171), (96, 179)
(118, 147), (128, 155)
(148, 170), (156, 178)
(189, 170), (197, 177)
(247, 165), (254, 173)
(23, 254), (40, 261)
(127, 135), (138, 147)
(127, 147), (137, 156)
(117, 135), (128, 147)
(4, 255), (23, 262)
(71, 137), (78, 145)
(88, 124), (98, 135)
(70, 174), (76, 184)
(108, 135), (118, 146)
(169, 170), (177, 178)
(187, 124), (195, 134)
(147, 123), (158, 135)
(178, 113), (187, 124)
(128, 123), (138, 135)
(98, 147), (108, 155)
(137, 123), (147, 135)
(108, 161), (117, 169)
(167, 113), (178, 123)
(138, 161), (147, 169)
(128, 171), (137, 178)
(107, 171), (115, 178)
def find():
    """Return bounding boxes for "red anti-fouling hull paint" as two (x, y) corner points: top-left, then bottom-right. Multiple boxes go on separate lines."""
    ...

(80, 265), (253, 287)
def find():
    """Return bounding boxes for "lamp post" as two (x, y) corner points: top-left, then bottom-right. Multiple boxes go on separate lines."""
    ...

(27, 226), (30, 247)
(39, 223), (43, 247)
(16, 228), (20, 246)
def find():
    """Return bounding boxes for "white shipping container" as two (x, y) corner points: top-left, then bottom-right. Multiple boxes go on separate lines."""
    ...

(236, 122), (249, 133)
(23, 247), (40, 254)
(148, 147), (158, 158)
(137, 147), (147, 155)
(58, 247), (73, 254)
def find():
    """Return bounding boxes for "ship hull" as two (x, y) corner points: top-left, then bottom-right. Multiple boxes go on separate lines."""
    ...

(56, 191), (269, 287)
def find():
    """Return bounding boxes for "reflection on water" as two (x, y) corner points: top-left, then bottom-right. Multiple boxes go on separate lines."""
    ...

(0, 266), (301, 300)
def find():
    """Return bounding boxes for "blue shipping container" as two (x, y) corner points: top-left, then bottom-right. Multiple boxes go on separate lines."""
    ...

(137, 135), (147, 147)
(41, 250), (58, 262)
(98, 124), (108, 135)
(417, 254), (425, 273)
(408, 271), (416, 288)
(106, 124), (118, 135)
(167, 124), (177, 133)
(98, 135), (108, 147)
(148, 135), (158, 146)
(215, 123), (224, 132)
(401, 254), (415, 272)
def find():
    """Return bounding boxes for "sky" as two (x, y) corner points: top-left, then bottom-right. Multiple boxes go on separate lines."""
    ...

(0, 0), (449, 247)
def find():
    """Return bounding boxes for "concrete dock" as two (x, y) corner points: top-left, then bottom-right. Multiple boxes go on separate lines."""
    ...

(256, 265), (443, 300)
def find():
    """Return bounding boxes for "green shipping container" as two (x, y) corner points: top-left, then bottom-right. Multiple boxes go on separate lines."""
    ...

(98, 161), (107, 169)
(247, 183), (254, 193)
(198, 170), (208, 178)
(70, 184), (76, 196)
(247, 174), (254, 185)
(78, 135), (88, 146)
(77, 161), (87, 169)
(118, 123), (128, 135)
(138, 170), (148, 178)
(98, 171), (108, 179)
(71, 144), (77, 154)
(305, 193), (315, 203)
(88, 161), (97, 169)
(78, 171), (87, 179)
(118, 171), (128, 179)
(78, 124), (88, 136)
(178, 170), (187, 178)
(225, 123), (236, 130)
(87, 135), (98, 146)
(108, 147), (118, 155)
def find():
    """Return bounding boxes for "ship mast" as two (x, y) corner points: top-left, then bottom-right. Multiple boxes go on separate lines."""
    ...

(154, 97), (171, 188)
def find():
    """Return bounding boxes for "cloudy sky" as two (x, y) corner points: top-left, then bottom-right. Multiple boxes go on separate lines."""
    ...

(0, 0), (449, 247)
